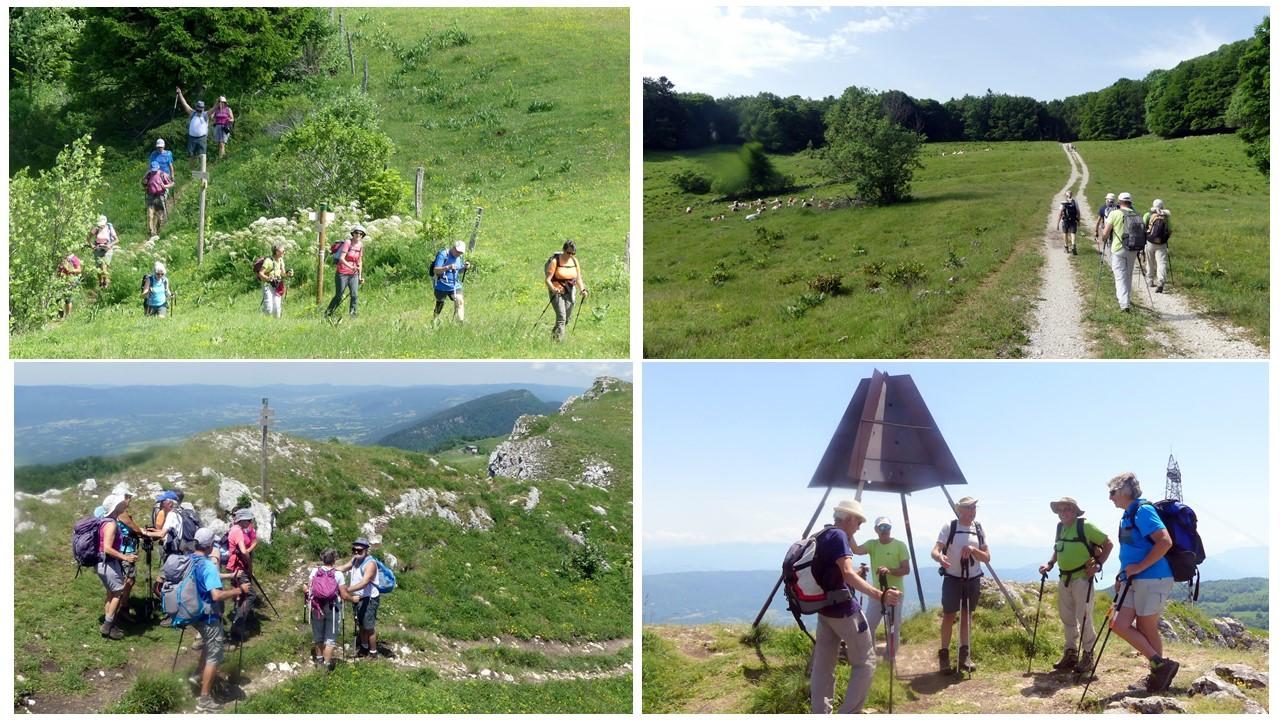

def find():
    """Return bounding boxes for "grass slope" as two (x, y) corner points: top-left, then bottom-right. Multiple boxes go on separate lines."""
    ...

(643, 142), (1065, 358)
(375, 389), (559, 452)
(1074, 135), (1268, 353)
(13, 381), (632, 712)
(11, 8), (629, 358)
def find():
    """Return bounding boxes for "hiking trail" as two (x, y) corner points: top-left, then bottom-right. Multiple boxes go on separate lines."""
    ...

(1024, 144), (1090, 358)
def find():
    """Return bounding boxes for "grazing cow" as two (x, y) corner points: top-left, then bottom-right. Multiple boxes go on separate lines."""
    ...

(745, 212), (761, 221)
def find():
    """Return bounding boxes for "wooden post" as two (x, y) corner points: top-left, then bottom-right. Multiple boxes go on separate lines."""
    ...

(315, 206), (330, 305)
(415, 167), (424, 217)
(259, 398), (274, 498)
(338, 13), (343, 35)
(347, 32), (355, 75)
(361, 57), (368, 94)
(195, 154), (208, 265)
(623, 232), (630, 272)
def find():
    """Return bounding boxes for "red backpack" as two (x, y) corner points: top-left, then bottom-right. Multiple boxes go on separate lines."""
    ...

(310, 567), (339, 618)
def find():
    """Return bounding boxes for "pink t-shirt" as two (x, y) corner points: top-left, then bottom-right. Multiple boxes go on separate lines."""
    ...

(226, 524), (257, 573)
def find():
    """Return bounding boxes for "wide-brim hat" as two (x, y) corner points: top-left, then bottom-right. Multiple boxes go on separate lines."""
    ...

(233, 508), (255, 523)
(102, 494), (126, 515)
(1050, 496), (1084, 516)
(955, 496), (978, 508)
(833, 499), (867, 524)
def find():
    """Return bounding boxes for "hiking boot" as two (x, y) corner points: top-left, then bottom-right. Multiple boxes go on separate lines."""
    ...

(160, 616), (173, 628)
(1155, 285), (1164, 293)
(1074, 650), (1094, 676)
(100, 621), (123, 640)
(327, 660), (336, 673)
(195, 695), (222, 713)
(1148, 658), (1180, 692)
(1052, 648), (1078, 671)
(1120, 306), (1131, 313)
(938, 648), (952, 675)
(957, 645), (976, 673)
(1071, 246), (1078, 255)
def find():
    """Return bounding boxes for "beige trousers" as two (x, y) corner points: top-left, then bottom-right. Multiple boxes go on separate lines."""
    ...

(1058, 575), (1098, 652)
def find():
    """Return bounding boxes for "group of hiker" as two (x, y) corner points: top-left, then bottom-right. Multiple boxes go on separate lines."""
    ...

(1058, 190), (1174, 311)
(795, 471), (1195, 714)
(76, 489), (394, 712)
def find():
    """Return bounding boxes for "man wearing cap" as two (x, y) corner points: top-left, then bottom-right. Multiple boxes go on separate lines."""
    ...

(432, 239), (471, 324)
(212, 96), (235, 159)
(1058, 191), (1080, 255)
(190, 527), (252, 713)
(1039, 497), (1112, 674)
(1143, 199), (1172, 293)
(87, 215), (119, 288)
(176, 87), (209, 166)
(1094, 192), (1118, 255)
(810, 500), (901, 714)
(930, 496), (989, 675)
(225, 509), (259, 639)
(852, 516), (910, 659)
(337, 538), (383, 659)
(1099, 192), (1144, 311)
(96, 494), (139, 640)
(325, 225), (366, 322)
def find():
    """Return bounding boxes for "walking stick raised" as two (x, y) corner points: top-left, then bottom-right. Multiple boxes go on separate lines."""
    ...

(457, 206), (483, 285)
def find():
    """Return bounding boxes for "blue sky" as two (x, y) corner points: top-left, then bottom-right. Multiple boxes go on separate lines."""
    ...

(642, 6), (1270, 101)
(13, 361), (631, 387)
(644, 362), (1268, 557)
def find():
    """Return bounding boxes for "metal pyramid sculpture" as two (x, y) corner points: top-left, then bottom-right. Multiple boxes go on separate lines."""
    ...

(809, 369), (967, 493)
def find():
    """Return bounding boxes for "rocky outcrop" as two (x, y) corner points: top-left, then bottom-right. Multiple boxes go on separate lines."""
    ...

(205, 467), (274, 542)
(558, 376), (625, 414)
(580, 458), (613, 488)
(1104, 696), (1187, 714)
(1188, 673), (1246, 700)
(1213, 663), (1268, 689)
(359, 487), (494, 544)
(488, 415), (552, 480)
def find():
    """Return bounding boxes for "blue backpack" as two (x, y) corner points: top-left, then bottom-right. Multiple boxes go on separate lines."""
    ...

(1125, 500), (1205, 597)
(160, 554), (214, 626)
(359, 555), (397, 594)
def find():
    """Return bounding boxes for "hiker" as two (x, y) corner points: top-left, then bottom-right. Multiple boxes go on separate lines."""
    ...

(1093, 192), (1118, 256)
(546, 240), (589, 341)
(148, 138), (175, 211)
(338, 538), (382, 659)
(87, 215), (118, 288)
(113, 490), (147, 623)
(1058, 192), (1079, 255)
(143, 161), (174, 236)
(852, 515), (909, 659)
(1038, 497), (1113, 674)
(930, 495), (989, 675)
(141, 262), (173, 317)
(325, 225), (365, 321)
(58, 253), (82, 318)
(1143, 199), (1172, 293)
(305, 548), (353, 672)
(96, 494), (138, 640)
(1098, 192), (1144, 312)
(808, 500), (900, 714)
(224, 509), (259, 640)
(1106, 472), (1179, 692)
(142, 491), (184, 625)
(255, 244), (292, 318)
(188, 527), (252, 713)
(176, 88), (210, 166)
(431, 239), (470, 323)
(212, 96), (234, 159)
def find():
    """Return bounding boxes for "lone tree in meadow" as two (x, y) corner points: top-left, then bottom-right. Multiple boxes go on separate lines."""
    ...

(822, 86), (924, 205)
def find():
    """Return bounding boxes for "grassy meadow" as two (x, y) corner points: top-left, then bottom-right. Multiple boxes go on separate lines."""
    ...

(11, 8), (629, 358)
(643, 142), (1066, 358)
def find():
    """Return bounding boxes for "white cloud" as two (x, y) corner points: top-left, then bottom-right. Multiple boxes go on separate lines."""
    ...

(1123, 20), (1229, 73)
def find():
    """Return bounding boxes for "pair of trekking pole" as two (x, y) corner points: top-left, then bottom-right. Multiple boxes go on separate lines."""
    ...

(1026, 570), (1048, 674)
(878, 570), (895, 714)
(959, 558), (973, 680)
(1076, 577), (1133, 710)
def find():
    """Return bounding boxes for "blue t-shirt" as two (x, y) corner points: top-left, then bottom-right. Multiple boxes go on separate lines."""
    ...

(1118, 499), (1173, 580)
(1098, 202), (1116, 222)
(145, 275), (169, 307)
(117, 521), (138, 554)
(192, 555), (224, 625)
(148, 149), (174, 177)
(433, 249), (463, 291)
(813, 526), (858, 618)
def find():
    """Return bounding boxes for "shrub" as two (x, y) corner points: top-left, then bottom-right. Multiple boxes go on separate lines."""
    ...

(357, 168), (409, 219)
(560, 522), (607, 580)
(807, 273), (843, 295)
(713, 142), (791, 198)
(888, 261), (928, 287)
(707, 262), (732, 286)
(672, 170), (712, 194)
(944, 248), (966, 270)
(527, 99), (555, 113)
(105, 674), (184, 714)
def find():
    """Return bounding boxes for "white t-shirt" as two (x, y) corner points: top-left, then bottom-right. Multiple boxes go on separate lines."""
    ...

(936, 521), (987, 578)
(350, 557), (380, 598)
(189, 111), (209, 138)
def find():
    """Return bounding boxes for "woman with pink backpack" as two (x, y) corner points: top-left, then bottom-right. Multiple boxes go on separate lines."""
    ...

(304, 548), (352, 671)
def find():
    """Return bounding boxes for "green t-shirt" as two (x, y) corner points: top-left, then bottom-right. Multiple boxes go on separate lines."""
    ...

(1106, 208), (1129, 253)
(1054, 520), (1108, 574)
(866, 538), (910, 591)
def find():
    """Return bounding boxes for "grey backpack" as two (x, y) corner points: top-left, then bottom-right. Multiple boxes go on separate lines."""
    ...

(1120, 209), (1147, 252)
(159, 554), (213, 627)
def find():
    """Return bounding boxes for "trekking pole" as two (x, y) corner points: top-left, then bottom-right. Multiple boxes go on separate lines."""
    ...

(172, 626), (186, 671)
(1027, 570), (1047, 673)
(342, 602), (347, 661)
(570, 289), (588, 334)
(1077, 578), (1133, 710)
(1135, 252), (1154, 304)
(961, 558), (973, 680)
(247, 570), (281, 619)
(879, 570), (893, 714)
(525, 298), (553, 337)
(145, 541), (154, 620)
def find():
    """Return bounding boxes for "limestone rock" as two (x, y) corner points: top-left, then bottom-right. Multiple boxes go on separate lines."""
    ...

(1213, 663), (1268, 689)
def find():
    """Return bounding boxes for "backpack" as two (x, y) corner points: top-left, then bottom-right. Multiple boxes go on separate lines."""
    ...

(162, 506), (202, 555)
(1119, 208), (1147, 252)
(1054, 518), (1103, 581)
(145, 171), (167, 195)
(160, 554), (213, 627)
(545, 253), (565, 275)
(1147, 213), (1170, 244)
(358, 555), (397, 594)
(1062, 201), (1079, 224)
(253, 256), (268, 277)
(92, 224), (116, 250)
(1123, 500), (1205, 598)
(310, 567), (340, 619)
(330, 240), (350, 265)
(941, 519), (985, 576)
(72, 516), (112, 569)
(782, 526), (854, 621)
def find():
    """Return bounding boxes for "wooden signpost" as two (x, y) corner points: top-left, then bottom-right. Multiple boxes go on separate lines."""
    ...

(259, 398), (274, 497)
(311, 205), (335, 304)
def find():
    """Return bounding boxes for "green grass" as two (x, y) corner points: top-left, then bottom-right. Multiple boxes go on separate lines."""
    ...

(13, 385), (631, 711)
(11, 8), (629, 358)
(1076, 135), (1268, 351)
(643, 141), (1066, 358)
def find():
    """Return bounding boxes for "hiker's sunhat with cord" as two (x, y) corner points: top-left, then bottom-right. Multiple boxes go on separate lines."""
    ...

(1049, 496), (1085, 516)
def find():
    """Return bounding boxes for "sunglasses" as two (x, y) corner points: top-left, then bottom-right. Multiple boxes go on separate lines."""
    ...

(351, 546), (367, 553)
(1108, 489), (1118, 497)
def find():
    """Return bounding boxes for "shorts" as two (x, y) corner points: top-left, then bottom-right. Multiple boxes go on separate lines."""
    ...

(1120, 577), (1173, 616)
(121, 560), (137, 581)
(941, 574), (982, 613)
(188, 134), (208, 157)
(354, 595), (380, 631)
(195, 620), (225, 665)
(310, 604), (339, 646)
(97, 558), (125, 593)
(147, 193), (166, 211)
(144, 303), (169, 317)
(93, 248), (113, 267)
(1062, 222), (1078, 233)
(434, 288), (461, 302)
(214, 124), (231, 144)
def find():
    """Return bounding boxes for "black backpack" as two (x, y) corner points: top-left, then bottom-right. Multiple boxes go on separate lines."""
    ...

(1147, 213), (1170, 244)
(1119, 209), (1147, 252)
(1054, 518), (1103, 581)
(1062, 200), (1079, 224)
(163, 506), (202, 555)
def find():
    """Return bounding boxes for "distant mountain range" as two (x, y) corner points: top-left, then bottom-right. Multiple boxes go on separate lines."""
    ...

(15, 383), (581, 465)
(375, 389), (561, 452)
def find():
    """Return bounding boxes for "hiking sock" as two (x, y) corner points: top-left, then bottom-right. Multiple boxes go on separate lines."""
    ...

(1149, 655), (1164, 670)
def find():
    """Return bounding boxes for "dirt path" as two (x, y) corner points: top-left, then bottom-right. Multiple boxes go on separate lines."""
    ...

(1024, 144), (1091, 358)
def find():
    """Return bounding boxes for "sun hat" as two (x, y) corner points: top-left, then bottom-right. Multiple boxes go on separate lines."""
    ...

(352, 537), (371, 549)
(150, 161), (160, 172)
(833, 499), (867, 523)
(1049, 496), (1084, 516)
(955, 496), (978, 508)
(1152, 199), (1164, 210)
(156, 138), (165, 148)
(102, 494), (126, 515)
(350, 224), (366, 236)
(453, 240), (466, 253)
(218, 95), (227, 103)
(97, 215), (109, 227)
(233, 508), (255, 523)
(1105, 192), (1116, 201)
(154, 261), (166, 274)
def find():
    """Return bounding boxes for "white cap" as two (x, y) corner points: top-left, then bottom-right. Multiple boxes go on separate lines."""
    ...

(218, 95), (227, 102)
(453, 240), (466, 253)
(97, 215), (109, 227)
(156, 138), (165, 148)
(874, 516), (893, 530)
(1117, 192), (1133, 203)
(1105, 193), (1116, 201)
(1152, 199), (1164, 210)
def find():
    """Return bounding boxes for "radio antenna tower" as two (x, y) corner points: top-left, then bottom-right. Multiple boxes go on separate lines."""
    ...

(1163, 453), (1182, 502)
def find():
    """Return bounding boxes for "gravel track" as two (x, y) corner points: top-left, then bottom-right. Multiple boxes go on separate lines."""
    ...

(1024, 144), (1090, 358)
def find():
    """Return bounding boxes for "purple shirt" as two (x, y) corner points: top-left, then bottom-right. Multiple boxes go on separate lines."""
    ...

(813, 526), (858, 618)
